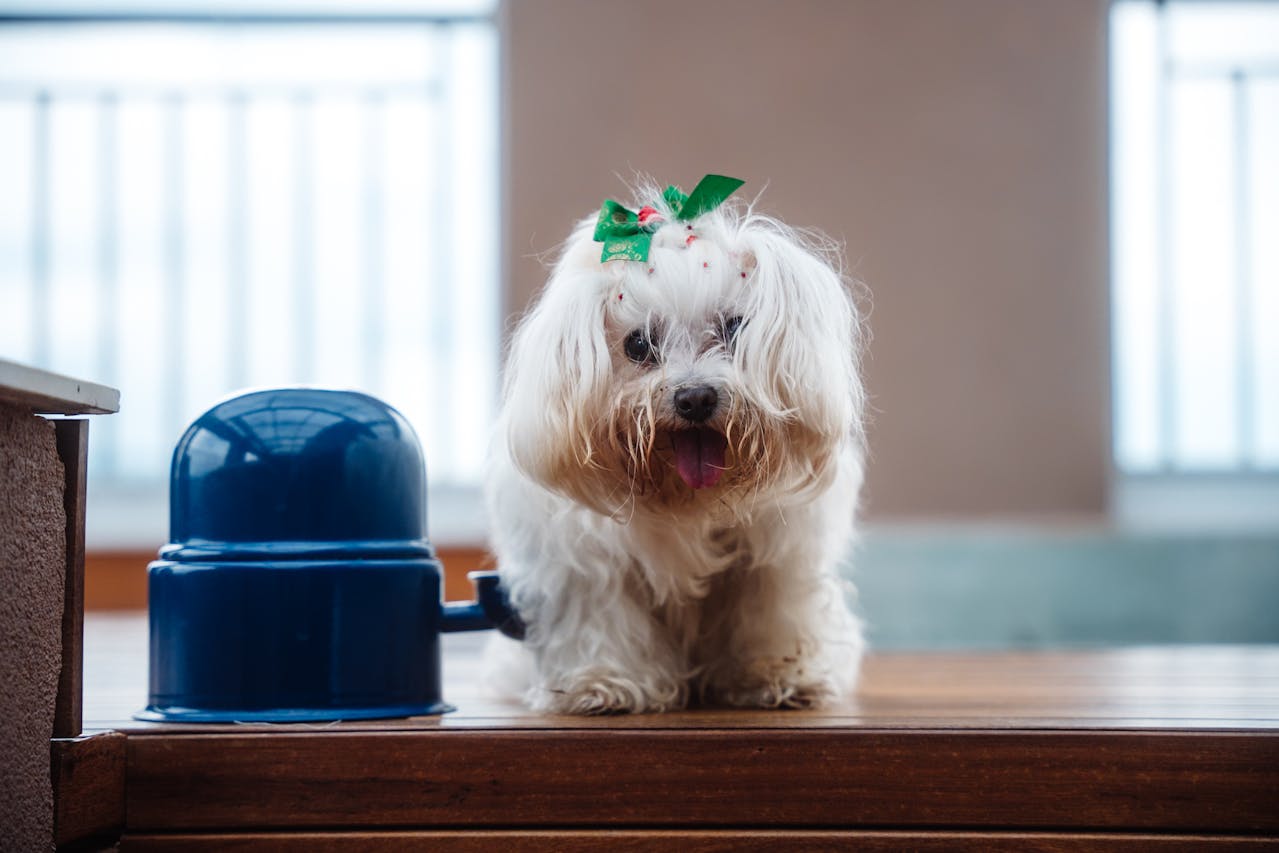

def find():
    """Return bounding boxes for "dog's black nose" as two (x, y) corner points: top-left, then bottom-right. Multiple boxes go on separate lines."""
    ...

(674, 385), (719, 423)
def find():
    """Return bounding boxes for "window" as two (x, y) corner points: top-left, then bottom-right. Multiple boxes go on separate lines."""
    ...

(0, 3), (499, 545)
(1110, 0), (1279, 527)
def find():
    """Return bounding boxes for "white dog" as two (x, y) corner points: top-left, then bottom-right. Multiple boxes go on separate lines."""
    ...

(485, 175), (866, 714)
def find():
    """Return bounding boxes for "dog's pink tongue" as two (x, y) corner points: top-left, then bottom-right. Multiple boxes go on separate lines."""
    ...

(670, 429), (728, 489)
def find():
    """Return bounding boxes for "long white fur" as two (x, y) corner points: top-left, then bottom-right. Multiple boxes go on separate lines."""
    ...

(485, 181), (866, 714)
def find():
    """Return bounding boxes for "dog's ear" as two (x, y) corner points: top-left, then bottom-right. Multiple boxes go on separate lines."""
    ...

(500, 223), (613, 490)
(735, 227), (865, 449)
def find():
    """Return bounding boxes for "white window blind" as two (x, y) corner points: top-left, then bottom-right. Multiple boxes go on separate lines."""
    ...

(1110, 0), (1279, 529)
(0, 5), (499, 546)
(1111, 0), (1279, 472)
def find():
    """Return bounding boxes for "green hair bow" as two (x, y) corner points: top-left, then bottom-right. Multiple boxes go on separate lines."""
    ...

(592, 174), (745, 263)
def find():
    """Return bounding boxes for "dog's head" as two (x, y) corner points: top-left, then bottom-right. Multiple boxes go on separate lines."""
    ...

(500, 182), (865, 520)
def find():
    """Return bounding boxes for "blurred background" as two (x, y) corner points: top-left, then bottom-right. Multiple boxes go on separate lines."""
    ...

(1, 0), (1275, 648)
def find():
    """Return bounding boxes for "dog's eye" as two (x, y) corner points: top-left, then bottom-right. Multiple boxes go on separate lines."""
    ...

(624, 329), (657, 365)
(721, 315), (745, 346)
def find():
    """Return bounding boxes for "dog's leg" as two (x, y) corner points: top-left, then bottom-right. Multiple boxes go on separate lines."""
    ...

(520, 575), (688, 715)
(701, 543), (863, 709)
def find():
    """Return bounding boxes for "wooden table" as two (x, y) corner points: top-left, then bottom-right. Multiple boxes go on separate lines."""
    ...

(79, 616), (1279, 850)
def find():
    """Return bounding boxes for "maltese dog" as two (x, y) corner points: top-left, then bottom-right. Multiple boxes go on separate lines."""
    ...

(485, 174), (866, 714)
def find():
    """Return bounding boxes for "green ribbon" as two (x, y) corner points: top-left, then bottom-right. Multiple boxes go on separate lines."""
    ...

(593, 174), (745, 263)
(592, 199), (655, 263)
(664, 174), (745, 222)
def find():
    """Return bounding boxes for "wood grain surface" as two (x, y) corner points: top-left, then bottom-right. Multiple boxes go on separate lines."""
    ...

(124, 728), (1279, 833)
(89, 626), (1279, 732)
(82, 617), (1279, 841)
(118, 830), (1279, 852)
(51, 731), (125, 846)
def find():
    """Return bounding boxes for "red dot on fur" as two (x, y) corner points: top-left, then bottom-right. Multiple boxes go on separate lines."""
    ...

(648, 267), (655, 274)
(703, 261), (709, 269)
(618, 293), (624, 301)
(741, 271), (747, 278)
(686, 235), (697, 247)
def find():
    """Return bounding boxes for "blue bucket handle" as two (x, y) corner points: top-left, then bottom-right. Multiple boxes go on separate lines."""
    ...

(441, 571), (526, 640)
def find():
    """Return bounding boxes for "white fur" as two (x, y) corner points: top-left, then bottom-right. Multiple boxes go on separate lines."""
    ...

(484, 181), (866, 714)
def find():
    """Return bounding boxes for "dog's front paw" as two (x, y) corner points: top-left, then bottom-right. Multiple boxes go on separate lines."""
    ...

(531, 670), (685, 715)
(709, 658), (840, 710)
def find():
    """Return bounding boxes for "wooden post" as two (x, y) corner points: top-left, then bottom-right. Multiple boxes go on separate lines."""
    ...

(53, 419), (88, 739)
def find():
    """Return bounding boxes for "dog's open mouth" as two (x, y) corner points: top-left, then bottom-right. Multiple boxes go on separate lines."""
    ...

(669, 428), (728, 490)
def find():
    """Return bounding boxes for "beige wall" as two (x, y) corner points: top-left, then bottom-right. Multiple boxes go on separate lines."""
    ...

(504, 0), (1110, 519)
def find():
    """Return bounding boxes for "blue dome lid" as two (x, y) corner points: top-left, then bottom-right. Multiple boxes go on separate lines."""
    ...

(161, 388), (432, 562)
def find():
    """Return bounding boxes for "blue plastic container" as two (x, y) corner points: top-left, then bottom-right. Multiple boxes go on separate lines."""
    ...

(137, 388), (519, 723)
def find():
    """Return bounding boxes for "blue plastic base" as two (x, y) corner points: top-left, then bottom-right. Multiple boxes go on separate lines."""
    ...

(133, 701), (455, 723)
(146, 560), (453, 723)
